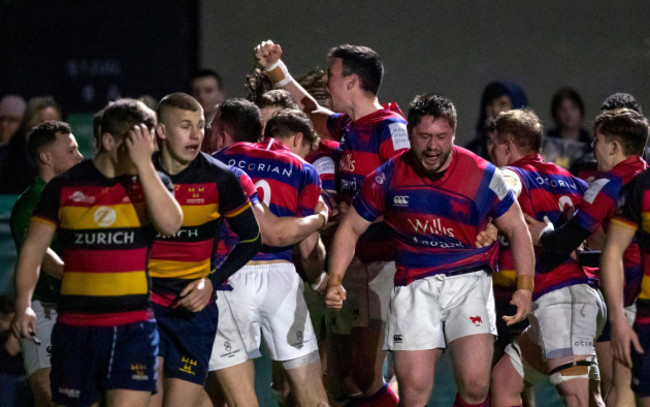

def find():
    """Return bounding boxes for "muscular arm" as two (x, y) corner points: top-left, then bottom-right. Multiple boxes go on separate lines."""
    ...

(12, 220), (56, 338)
(326, 207), (372, 309)
(298, 231), (326, 283)
(254, 40), (335, 138)
(493, 201), (534, 325)
(253, 196), (328, 247)
(600, 222), (641, 366)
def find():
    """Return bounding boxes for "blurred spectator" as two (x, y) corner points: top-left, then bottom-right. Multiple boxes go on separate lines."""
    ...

(465, 81), (528, 159)
(191, 69), (225, 123)
(0, 95), (27, 146)
(0, 295), (32, 407)
(571, 92), (645, 182)
(0, 96), (62, 194)
(542, 87), (591, 169)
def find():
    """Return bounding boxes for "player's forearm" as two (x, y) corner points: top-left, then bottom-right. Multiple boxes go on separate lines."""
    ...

(508, 223), (535, 279)
(299, 232), (326, 282)
(15, 240), (47, 310)
(540, 216), (590, 256)
(137, 161), (183, 236)
(41, 248), (64, 279)
(211, 207), (262, 287)
(328, 220), (361, 283)
(601, 227), (634, 325)
(256, 204), (325, 247)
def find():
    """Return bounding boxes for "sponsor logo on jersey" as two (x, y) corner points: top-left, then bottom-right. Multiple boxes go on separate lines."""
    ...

(93, 206), (116, 227)
(407, 217), (455, 238)
(583, 178), (610, 204)
(70, 191), (95, 204)
(313, 156), (335, 175)
(533, 175), (579, 190)
(156, 228), (199, 239)
(393, 195), (409, 207)
(489, 171), (510, 201)
(389, 122), (410, 151)
(75, 231), (135, 245)
(340, 153), (356, 172)
(227, 159), (293, 178)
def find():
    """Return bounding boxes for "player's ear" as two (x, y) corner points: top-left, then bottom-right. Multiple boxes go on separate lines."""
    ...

(156, 123), (167, 140)
(293, 132), (304, 149)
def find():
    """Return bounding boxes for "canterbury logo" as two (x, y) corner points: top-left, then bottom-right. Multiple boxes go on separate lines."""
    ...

(393, 196), (409, 206)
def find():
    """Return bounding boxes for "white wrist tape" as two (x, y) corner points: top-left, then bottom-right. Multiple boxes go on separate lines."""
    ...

(264, 60), (293, 87)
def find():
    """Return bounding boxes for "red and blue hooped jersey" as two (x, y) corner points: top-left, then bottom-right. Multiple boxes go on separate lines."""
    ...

(501, 154), (589, 299)
(353, 147), (515, 286)
(327, 103), (409, 262)
(574, 156), (648, 306)
(214, 140), (321, 262)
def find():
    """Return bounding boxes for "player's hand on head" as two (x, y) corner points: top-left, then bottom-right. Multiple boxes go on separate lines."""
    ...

(475, 222), (498, 248)
(503, 288), (532, 326)
(325, 284), (346, 310)
(178, 278), (214, 312)
(254, 40), (283, 68)
(11, 306), (37, 339)
(611, 320), (643, 368)
(126, 124), (155, 170)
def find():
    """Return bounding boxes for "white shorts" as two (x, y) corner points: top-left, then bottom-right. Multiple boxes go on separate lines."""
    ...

(328, 258), (395, 335)
(385, 270), (497, 351)
(303, 282), (326, 340)
(209, 290), (261, 371)
(20, 300), (56, 377)
(209, 262), (318, 367)
(529, 284), (607, 361)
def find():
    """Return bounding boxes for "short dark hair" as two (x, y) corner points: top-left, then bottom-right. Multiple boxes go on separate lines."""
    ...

(27, 120), (71, 160)
(157, 92), (203, 123)
(551, 87), (585, 122)
(328, 44), (383, 95)
(265, 109), (320, 151)
(258, 90), (298, 110)
(218, 98), (262, 143)
(192, 69), (223, 89)
(101, 99), (156, 143)
(407, 93), (457, 132)
(594, 108), (649, 156)
(601, 93), (642, 114)
(492, 109), (544, 153)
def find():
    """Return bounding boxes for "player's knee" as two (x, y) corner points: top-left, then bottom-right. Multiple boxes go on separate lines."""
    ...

(457, 374), (490, 402)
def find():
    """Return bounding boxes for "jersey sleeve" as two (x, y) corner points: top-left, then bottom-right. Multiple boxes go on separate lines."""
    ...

(326, 113), (349, 141)
(353, 165), (387, 223)
(218, 169), (253, 219)
(613, 178), (643, 231)
(378, 120), (410, 162)
(480, 167), (516, 220)
(32, 178), (62, 227)
(298, 164), (322, 217)
(574, 177), (617, 233)
(230, 166), (260, 206)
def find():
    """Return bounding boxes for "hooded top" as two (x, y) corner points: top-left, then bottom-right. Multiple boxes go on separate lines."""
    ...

(465, 81), (528, 160)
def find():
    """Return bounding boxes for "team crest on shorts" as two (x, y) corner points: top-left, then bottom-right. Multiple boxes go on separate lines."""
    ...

(224, 341), (231, 352)
(470, 316), (482, 327)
